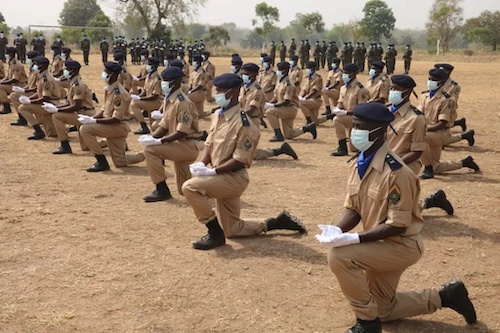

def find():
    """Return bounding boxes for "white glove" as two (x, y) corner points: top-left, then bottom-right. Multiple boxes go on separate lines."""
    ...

(19, 95), (31, 104)
(333, 107), (347, 116)
(317, 232), (360, 247)
(132, 75), (139, 81)
(298, 96), (306, 101)
(53, 77), (61, 82)
(314, 224), (343, 244)
(190, 166), (217, 177)
(42, 102), (58, 113)
(189, 161), (205, 169)
(264, 102), (275, 110)
(78, 115), (97, 124)
(12, 86), (25, 93)
(130, 94), (141, 101)
(322, 86), (328, 92)
(138, 134), (162, 146)
(151, 110), (163, 120)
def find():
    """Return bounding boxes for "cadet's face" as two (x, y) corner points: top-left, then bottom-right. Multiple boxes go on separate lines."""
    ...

(353, 118), (384, 141)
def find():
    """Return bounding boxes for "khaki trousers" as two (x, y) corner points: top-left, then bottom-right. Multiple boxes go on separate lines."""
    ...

(299, 98), (322, 122)
(328, 235), (441, 322)
(9, 91), (31, 115)
(205, 80), (214, 102)
(79, 122), (144, 167)
(144, 140), (199, 194)
(321, 89), (340, 107)
(407, 160), (423, 176)
(52, 110), (95, 150)
(182, 169), (266, 238)
(266, 106), (304, 139)
(130, 98), (163, 123)
(421, 130), (463, 174)
(444, 132), (463, 147)
(0, 84), (13, 103)
(188, 90), (206, 116)
(18, 103), (57, 137)
(253, 148), (275, 160)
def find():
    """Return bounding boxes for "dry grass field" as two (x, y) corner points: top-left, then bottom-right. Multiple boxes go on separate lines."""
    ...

(0, 52), (499, 333)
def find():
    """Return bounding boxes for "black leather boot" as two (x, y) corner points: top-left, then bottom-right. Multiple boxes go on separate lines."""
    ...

(27, 125), (46, 140)
(1, 102), (12, 114)
(68, 125), (78, 132)
(419, 165), (434, 179)
(260, 118), (268, 128)
(134, 121), (150, 134)
(273, 142), (298, 160)
(303, 123), (317, 139)
(424, 189), (454, 215)
(10, 114), (28, 126)
(462, 155), (479, 171)
(305, 116), (312, 124)
(321, 105), (332, 116)
(87, 154), (110, 172)
(53, 140), (73, 155)
(266, 211), (306, 233)
(192, 217), (226, 250)
(331, 139), (348, 156)
(439, 280), (477, 324)
(269, 128), (285, 142)
(346, 318), (382, 333)
(454, 117), (467, 131)
(143, 181), (172, 202)
(462, 130), (475, 146)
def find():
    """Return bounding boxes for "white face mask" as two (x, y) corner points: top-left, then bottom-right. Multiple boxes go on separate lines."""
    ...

(192, 61), (198, 67)
(101, 72), (110, 82)
(290, 60), (295, 67)
(331, 63), (338, 70)
(259, 57), (264, 63)
(50, 50), (55, 55)
(389, 90), (406, 106)
(276, 70), (284, 79)
(146, 65), (153, 73)
(230, 65), (237, 73)
(57, 38), (61, 42)
(263, 62), (269, 69)
(306, 68), (313, 76)
(5, 54), (10, 61)
(33, 64), (40, 74)
(342, 73), (351, 84)
(242, 74), (251, 84)
(428, 80), (439, 91)
(351, 127), (381, 152)
(27, 59), (33, 67)
(177, 56), (182, 60)
(161, 81), (172, 94)
(202, 55), (207, 61)
(63, 69), (72, 80)
(163, 59), (169, 67)
(61, 53), (67, 60)
(214, 91), (231, 108)
(140, 55), (146, 61)
(369, 68), (377, 78)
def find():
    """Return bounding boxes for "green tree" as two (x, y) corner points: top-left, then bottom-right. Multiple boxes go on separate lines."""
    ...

(61, 28), (84, 45)
(205, 26), (230, 49)
(463, 10), (500, 51)
(360, 0), (396, 42)
(426, 0), (463, 53)
(59, 0), (103, 27)
(252, 2), (280, 42)
(0, 12), (5, 23)
(87, 12), (114, 43)
(293, 12), (325, 39)
(0, 23), (9, 36)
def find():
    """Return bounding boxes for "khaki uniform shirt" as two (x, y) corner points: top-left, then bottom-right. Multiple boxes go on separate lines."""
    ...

(289, 66), (303, 88)
(418, 89), (455, 127)
(202, 60), (215, 80)
(158, 88), (199, 135)
(144, 71), (163, 98)
(274, 77), (299, 107)
(338, 78), (369, 111)
(119, 66), (132, 91)
(205, 104), (260, 168)
(326, 68), (343, 90)
(27, 70), (38, 89)
(102, 81), (131, 120)
(442, 77), (461, 123)
(189, 67), (207, 91)
(239, 80), (265, 119)
(387, 102), (427, 156)
(137, 66), (148, 78)
(8, 59), (28, 83)
(68, 76), (94, 110)
(344, 143), (424, 237)
(50, 56), (64, 76)
(182, 61), (190, 79)
(36, 70), (64, 100)
(366, 75), (390, 102)
(258, 69), (277, 93)
(300, 72), (323, 99)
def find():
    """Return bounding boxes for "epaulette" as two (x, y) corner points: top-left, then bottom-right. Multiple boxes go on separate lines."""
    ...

(178, 93), (185, 101)
(357, 82), (364, 88)
(286, 80), (291, 86)
(240, 111), (250, 126)
(74, 80), (80, 86)
(421, 90), (430, 94)
(114, 86), (120, 95)
(255, 83), (261, 90)
(43, 76), (48, 82)
(380, 77), (386, 82)
(411, 106), (423, 115)
(443, 91), (450, 98)
(451, 80), (457, 85)
(385, 154), (403, 171)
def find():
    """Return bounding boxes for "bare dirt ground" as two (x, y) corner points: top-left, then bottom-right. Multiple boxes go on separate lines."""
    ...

(0, 53), (499, 333)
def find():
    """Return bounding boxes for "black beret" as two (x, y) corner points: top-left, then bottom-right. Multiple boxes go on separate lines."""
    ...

(290, 55), (299, 61)
(429, 68), (448, 79)
(140, 49), (149, 55)
(213, 73), (243, 89)
(161, 66), (183, 80)
(231, 53), (240, 58)
(262, 56), (272, 63)
(241, 63), (259, 72)
(372, 61), (385, 70)
(353, 102), (395, 124)
(343, 63), (358, 73)
(435, 63), (454, 71)
(165, 53), (175, 60)
(192, 55), (202, 62)
(276, 61), (290, 70)
(33, 56), (50, 64)
(331, 57), (341, 63)
(6, 47), (17, 54)
(61, 47), (71, 53)
(260, 53), (268, 58)
(147, 57), (160, 65)
(104, 61), (122, 73)
(391, 75), (416, 88)
(231, 57), (243, 66)
(169, 60), (184, 68)
(27, 51), (40, 58)
(202, 51), (210, 56)
(64, 60), (81, 70)
(113, 52), (124, 61)
(305, 61), (316, 69)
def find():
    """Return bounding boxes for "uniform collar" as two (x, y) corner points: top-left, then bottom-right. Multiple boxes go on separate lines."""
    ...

(105, 81), (119, 93)
(70, 75), (81, 86)
(394, 101), (411, 117)
(220, 104), (241, 121)
(38, 69), (48, 78)
(245, 80), (257, 90)
(167, 88), (183, 102)
(346, 78), (358, 88)
(358, 142), (389, 178)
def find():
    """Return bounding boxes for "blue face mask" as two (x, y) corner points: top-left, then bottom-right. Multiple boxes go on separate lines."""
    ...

(242, 74), (251, 84)
(215, 91), (231, 108)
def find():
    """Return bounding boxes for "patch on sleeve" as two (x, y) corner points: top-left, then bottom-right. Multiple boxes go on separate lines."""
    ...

(76, 89), (82, 95)
(361, 92), (367, 99)
(178, 93), (185, 101)
(114, 98), (121, 107)
(243, 137), (252, 150)
(182, 113), (190, 124)
(44, 83), (50, 90)
(448, 100), (453, 109)
(388, 185), (401, 205)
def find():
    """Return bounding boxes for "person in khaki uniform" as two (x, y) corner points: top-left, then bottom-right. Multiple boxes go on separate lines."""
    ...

(321, 57), (343, 117)
(130, 57), (164, 134)
(418, 69), (479, 179)
(258, 56), (278, 102)
(298, 61), (323, 124)
(182, 73), (306, 251)
(331, 63), (369, 156)
(114, 52), (132, 92)
(315, 102), (476, 333)
(0, 47), (28, 114)
(42, 60), (95, 155)
(265, 61), (317, 142)
(288, 55), (303, 90)
(201, 51), (215, 102)
(78, 61), (145, 172)
(50, 45), (64, 78)
(188, 55), (208, 118)
(366, 61), (390, 104)
(130, 49), (149, 94)
(18, 56), (66, 140)
(230, 57), (243, 76)
(139, 66), (200, 202)
(8, 50), (39, 125)
(56, 47), (74, 89)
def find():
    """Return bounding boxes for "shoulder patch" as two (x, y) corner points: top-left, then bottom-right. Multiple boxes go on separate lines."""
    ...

(114, 86), (120, 95)
(255, 83), (261, 90)
(178, 93), (185, 101)
(240, 111), (250, 126)
(451, 80), (457, 85)
(74, 80), (80, 86)
(357, 82), (364, 88)
(385, 154), (403, 171)
(443, 91), (450, 98)
(243, 136), (252, 150)
(43, 76), (48, 82)
(411, 106), (423, 115)
(388, 184), (401, 205)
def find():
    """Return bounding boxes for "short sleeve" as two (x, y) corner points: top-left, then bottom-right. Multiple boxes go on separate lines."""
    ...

(233, 125), (260, 167)
(358, 88), (369, 103)
(72, 84), (85, 101)
(176, 101), (196, 134)
(385, 172), (419, 229)
(410, 116), (427, 152)
(283, 84), (295, 101)
(111, 96), (126, 120)
(437, 99), (453, 124)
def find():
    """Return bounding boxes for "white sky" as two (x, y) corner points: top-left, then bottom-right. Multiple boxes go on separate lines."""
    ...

(2, 0), (499, 32)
